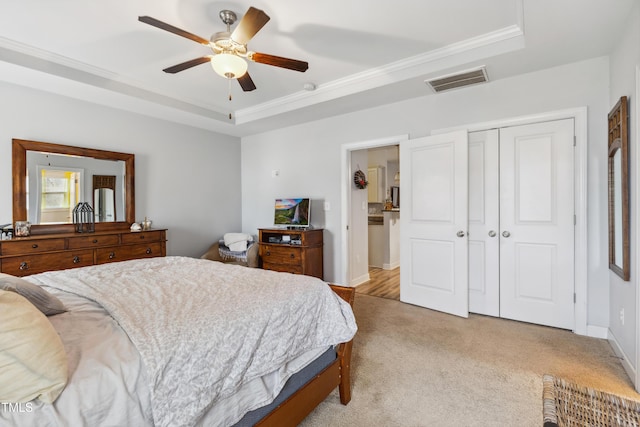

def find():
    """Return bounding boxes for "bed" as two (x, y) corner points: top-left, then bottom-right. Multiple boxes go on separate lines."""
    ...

(0, 256), (357, 426)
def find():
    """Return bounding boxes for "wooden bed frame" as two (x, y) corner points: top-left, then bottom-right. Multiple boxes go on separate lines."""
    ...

(255, 284), (355, 426)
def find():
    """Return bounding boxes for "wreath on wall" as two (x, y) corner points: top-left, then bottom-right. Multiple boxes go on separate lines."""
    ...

(353, 169), (368, 189)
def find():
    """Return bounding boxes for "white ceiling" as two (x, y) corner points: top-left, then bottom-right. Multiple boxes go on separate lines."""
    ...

(0, 0), (634, 137)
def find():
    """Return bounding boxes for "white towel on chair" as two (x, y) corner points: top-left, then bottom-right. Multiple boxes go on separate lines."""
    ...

(224, 233), (253, 252)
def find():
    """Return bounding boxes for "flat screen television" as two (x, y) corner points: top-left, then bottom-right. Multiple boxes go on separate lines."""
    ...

(274, 198), (310, 227)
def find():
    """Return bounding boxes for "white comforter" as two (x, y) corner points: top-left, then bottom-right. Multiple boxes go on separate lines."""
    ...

(26, 256), (357, 427)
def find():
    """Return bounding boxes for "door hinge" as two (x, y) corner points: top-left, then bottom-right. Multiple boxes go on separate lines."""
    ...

(573, 136), (576, 147)
(574, 293), (577, 303)
(574, 215), (576, 225)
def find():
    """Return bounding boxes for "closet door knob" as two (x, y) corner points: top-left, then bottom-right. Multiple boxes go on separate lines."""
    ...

(456, 230), (465, 238)
(502, 231), (511, 238)
(488, 230), (496, 237)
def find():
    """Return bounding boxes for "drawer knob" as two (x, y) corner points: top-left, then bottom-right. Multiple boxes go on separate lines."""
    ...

(140, 235), (145, 239)
(73, 256), (80, 264)
(31, 244), (38, 249)
(146, 247), (152, 254)
(290, 253), (295, 259)
(93, 239), (98, 244)
(19, 262), (29, 271)
(266, 251), (270, 256)
(109, 252), (116, 259)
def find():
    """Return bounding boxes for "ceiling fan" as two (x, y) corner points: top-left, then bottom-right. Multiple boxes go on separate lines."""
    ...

(138, 7), (308, 92)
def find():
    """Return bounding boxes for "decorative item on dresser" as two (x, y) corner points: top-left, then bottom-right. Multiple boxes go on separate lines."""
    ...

(258, 228), (323, 279)
(0, 229), (167, 276)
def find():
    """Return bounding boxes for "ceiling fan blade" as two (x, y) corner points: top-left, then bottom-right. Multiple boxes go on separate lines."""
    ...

(248, 52), (308, 72)
(237, 73), (257, 92)
(230, 7), (270, 45)
(138, 16), (210, 46)
(163, 56), (213, 74)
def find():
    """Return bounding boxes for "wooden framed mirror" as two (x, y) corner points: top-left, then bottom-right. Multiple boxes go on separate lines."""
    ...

(12, 139), (135, 235)
(608, 96), (629, 280)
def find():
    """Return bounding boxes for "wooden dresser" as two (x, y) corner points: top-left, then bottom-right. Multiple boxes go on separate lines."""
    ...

(258, 228), (323, 279)
(0, 229), (167, 276)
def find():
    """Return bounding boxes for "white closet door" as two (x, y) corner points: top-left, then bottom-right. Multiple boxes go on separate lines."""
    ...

(499, 119), (575, 330)
(468, 130), (500, 316)
(400, 131), (469, 317)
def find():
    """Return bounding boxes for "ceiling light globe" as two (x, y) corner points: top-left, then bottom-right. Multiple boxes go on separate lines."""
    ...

(210, 53), (247, 79)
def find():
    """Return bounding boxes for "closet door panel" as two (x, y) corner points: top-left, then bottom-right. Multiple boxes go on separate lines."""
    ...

(468, 130), (500, 317)
(499, 119), (575, 330)
(400, 130), (469, 318)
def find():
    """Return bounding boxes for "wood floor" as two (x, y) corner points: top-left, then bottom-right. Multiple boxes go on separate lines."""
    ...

(355, 267), (400, 300)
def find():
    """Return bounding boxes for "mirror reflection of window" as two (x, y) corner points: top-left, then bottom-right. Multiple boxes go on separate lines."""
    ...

(38, 168), (82, 224)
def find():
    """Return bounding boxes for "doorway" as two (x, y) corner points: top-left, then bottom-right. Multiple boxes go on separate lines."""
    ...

(352, 145), (401, 300)
(340, 135), (408, 298)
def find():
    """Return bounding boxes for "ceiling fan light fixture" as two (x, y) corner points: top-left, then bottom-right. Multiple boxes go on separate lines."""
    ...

(210, 53), (248, 79)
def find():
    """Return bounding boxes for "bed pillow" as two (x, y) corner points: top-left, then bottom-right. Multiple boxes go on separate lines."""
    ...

(0, 289), (68, 403)
(0, 272), (66, 315)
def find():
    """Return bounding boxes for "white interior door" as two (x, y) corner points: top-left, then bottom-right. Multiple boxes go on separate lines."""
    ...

(399, 130), (469, 317)
(468, 130), (500, 316)
(499, 119), (575, 330)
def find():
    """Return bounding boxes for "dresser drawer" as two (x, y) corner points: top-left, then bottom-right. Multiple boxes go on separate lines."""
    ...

(1, 238), (66, 256)
(262, 262), (303, 275)
(1, 249), (94, 277)
(67, 234), (120, 249)
(121, 231), (163, 244)
(260, 245), (302, 265)
(96, 242), (163, 264)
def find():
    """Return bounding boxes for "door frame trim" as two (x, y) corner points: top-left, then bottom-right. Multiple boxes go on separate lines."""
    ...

(340, 134), (409, 288)
(432, 107), (588, 335)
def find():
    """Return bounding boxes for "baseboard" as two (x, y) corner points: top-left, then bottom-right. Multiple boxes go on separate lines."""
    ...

(586, 324), (608, 339)
(350, 273), (370, 287)
(608, 329), (637, 388)
(383, 261), (400, 270)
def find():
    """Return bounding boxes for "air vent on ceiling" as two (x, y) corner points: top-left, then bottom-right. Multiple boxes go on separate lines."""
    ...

(425, 66), (489, 93)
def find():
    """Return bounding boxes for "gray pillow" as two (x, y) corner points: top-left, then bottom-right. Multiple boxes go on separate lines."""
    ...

(0, 273), (66, 316)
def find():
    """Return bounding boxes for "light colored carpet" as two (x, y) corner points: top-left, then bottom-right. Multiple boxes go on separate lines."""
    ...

(300, 294), (637, 427)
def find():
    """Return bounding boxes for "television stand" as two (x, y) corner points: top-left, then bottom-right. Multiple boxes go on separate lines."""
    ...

(258, 228), (323, 279)
(285, 225), (314, 230)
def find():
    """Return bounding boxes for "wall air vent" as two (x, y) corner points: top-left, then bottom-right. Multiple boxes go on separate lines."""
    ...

(425, 66), (489, 93)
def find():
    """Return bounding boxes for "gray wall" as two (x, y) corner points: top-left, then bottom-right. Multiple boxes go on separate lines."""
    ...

(241, 56), (610, 330)
(608, 1), (640, 380)
(0, 81), (242, 257)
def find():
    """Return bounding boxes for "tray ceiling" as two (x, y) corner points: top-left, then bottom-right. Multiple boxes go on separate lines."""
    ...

(0, 0), (633, 136)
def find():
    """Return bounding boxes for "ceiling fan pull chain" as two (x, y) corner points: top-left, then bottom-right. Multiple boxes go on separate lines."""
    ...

(228, 79), (233, 120)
